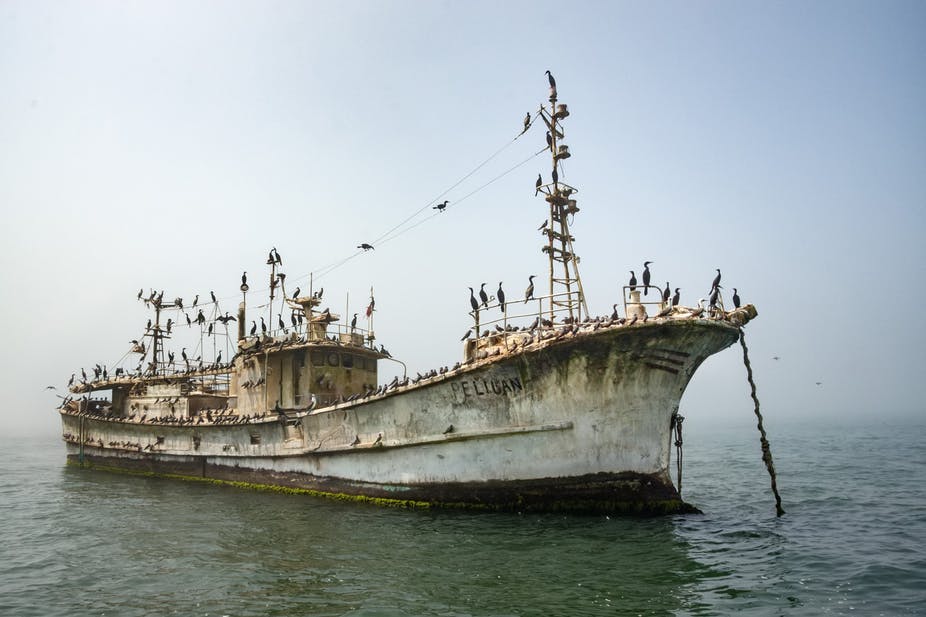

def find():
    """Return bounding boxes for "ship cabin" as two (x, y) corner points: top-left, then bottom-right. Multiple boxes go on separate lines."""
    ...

(66, 295), (388, 423)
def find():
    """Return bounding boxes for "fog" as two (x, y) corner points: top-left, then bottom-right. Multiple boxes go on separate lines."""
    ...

(2, 1), (924, 439)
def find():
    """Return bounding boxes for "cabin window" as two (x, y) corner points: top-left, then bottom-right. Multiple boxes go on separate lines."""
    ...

(342, 354), (354, 368)
(364, 358), (377, 371)
(250, 433), (261, 445)
(327, 352), (339, 367)
(192, 435), (201, 450)
(311, 352), (326, 367)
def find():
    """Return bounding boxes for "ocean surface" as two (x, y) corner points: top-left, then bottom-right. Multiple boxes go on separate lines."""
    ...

(1, 417), (923, 617)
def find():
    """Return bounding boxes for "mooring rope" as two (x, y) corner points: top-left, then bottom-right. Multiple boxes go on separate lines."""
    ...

(739, 328), (785, 517)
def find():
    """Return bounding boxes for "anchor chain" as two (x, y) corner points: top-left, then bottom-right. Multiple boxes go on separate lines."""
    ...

(739, 328), (785, 517)
(671, 413), (685, 497)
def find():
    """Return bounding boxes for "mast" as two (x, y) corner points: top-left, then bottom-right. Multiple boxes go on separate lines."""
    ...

(538, 76), (588, 322)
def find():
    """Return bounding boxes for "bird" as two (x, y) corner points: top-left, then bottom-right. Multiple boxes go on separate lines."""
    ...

(250, 321), (257, 336)
(497, 282), (505, 312)
(210, 291), (217, 303)
(711, 268), (722, 292)
(709, 285), (722, 310)
(357, 243), (374, 251)
(292, 287), (300, 299)
(45, 385), (56, 390)
(433, 200), (449, 212)
(672, 288), (681, 307)
(628, 271), (637, 291)
(732, 288), (741, 309)
(468, 288), (479, 312)
(815, 381), (823, 386)
(690, 299), (706, 318)
(546, 131), (553, 151)
(551, 166), (558, 185)
(274, 248), (282, 265)
(772, 356), (780, 361)
(242, 271), (247, 286)
(524, 275), (535, 303)
(545, 69), (556, 90)
(137, 288), (143, 300)
(192, 294), (199, 307)
(461, 330), (472, 341)
(522, 112), (531, 134)
(216, 351), (222, 364)
(479, 283), (489, 308)
(662, 282), (671, 304)
(642, 261), (652, 295)
(351, 313), (358, 331)
(260, 317), (267, 334)
(535, 174), (542, 195)
(278, 314), (286, 331)
(611, 304), (619, 320)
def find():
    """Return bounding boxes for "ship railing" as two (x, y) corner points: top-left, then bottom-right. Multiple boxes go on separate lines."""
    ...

(259, 321), (378, 351)
(466, 289), (585, 341)
(621, 285), (726, 317)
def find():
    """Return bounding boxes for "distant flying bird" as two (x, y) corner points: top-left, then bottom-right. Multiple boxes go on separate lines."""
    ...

(772, 356), (780, 361)
(358, 243), (374, 251)
(433, 200), (448, 212)
(642, 261), (652, 295)
(815, 381), (823, 386)
(45, 385), (56, 390)
(524, 275), (535, 303)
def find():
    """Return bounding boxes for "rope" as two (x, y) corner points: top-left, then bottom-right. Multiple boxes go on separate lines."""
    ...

(739, 328), (785, 517)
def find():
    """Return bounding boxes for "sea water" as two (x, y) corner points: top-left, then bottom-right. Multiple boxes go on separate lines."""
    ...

(1, 417), (923, 616)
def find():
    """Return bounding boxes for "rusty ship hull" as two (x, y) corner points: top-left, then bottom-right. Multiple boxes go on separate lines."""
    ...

(61, 316), (748, 514)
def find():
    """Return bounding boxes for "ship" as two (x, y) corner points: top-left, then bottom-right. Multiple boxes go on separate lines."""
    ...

(59, 78), (757, 515)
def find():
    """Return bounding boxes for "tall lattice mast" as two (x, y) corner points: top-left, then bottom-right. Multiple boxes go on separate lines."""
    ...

(538, 74), (588, 322)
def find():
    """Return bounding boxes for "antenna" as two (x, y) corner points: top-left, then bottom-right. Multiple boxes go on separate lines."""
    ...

(538, 77), (588, 322)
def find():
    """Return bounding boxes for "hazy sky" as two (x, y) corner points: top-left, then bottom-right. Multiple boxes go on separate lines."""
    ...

(1, 0), (924, 438)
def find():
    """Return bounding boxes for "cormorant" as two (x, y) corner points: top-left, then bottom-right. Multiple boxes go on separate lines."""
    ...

(211, 291), (217, 303)
(662, 282), (671, 303)
(433, 200), (449, 212)
(535, 174), (542, 195)
(524, 275), (535, 303)
(351, 313), (358, 331)
(611, 304), (619, 320)
(292, 287), (300, 299)
(522, 112), (531, 134)
(709, 285), (721, 309)
(642, 261), (652, 295)
(192, 295), (199, 307)
(357, 243), (374, 251)
(497, 282), (506, 312)
(551, 166), (558, 185)
(546, 131), (552, 150)
(711, 268), (721, 291)
(732, 288), (741, 309)
(545, 70), (556, 89)
(278, 315), (286, 331)
(137, 288), (143, 300)
(468, 287), (479, 312)
(628, 271), (637, 291)
(242, 271), (247, 286)
(260, 317), (267, 334)
(672, 288), (681, 307)
(250, 321), (257, 336)
(461, 330), (472, 341)
(479, 283), (489, 308)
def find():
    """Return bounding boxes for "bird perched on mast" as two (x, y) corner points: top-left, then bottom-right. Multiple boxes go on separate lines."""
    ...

(710, 268), (722, 292)
(522, 112), (531, 134)
(628, 271), (637, 292)
(468, 288), (479, 313)
(479, 283), (489, 309)
(535, 174), (543, 195)
(545, 70), (557, 98)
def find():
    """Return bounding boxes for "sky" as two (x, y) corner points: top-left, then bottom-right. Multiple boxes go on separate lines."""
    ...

(1, 0), (924, 438)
